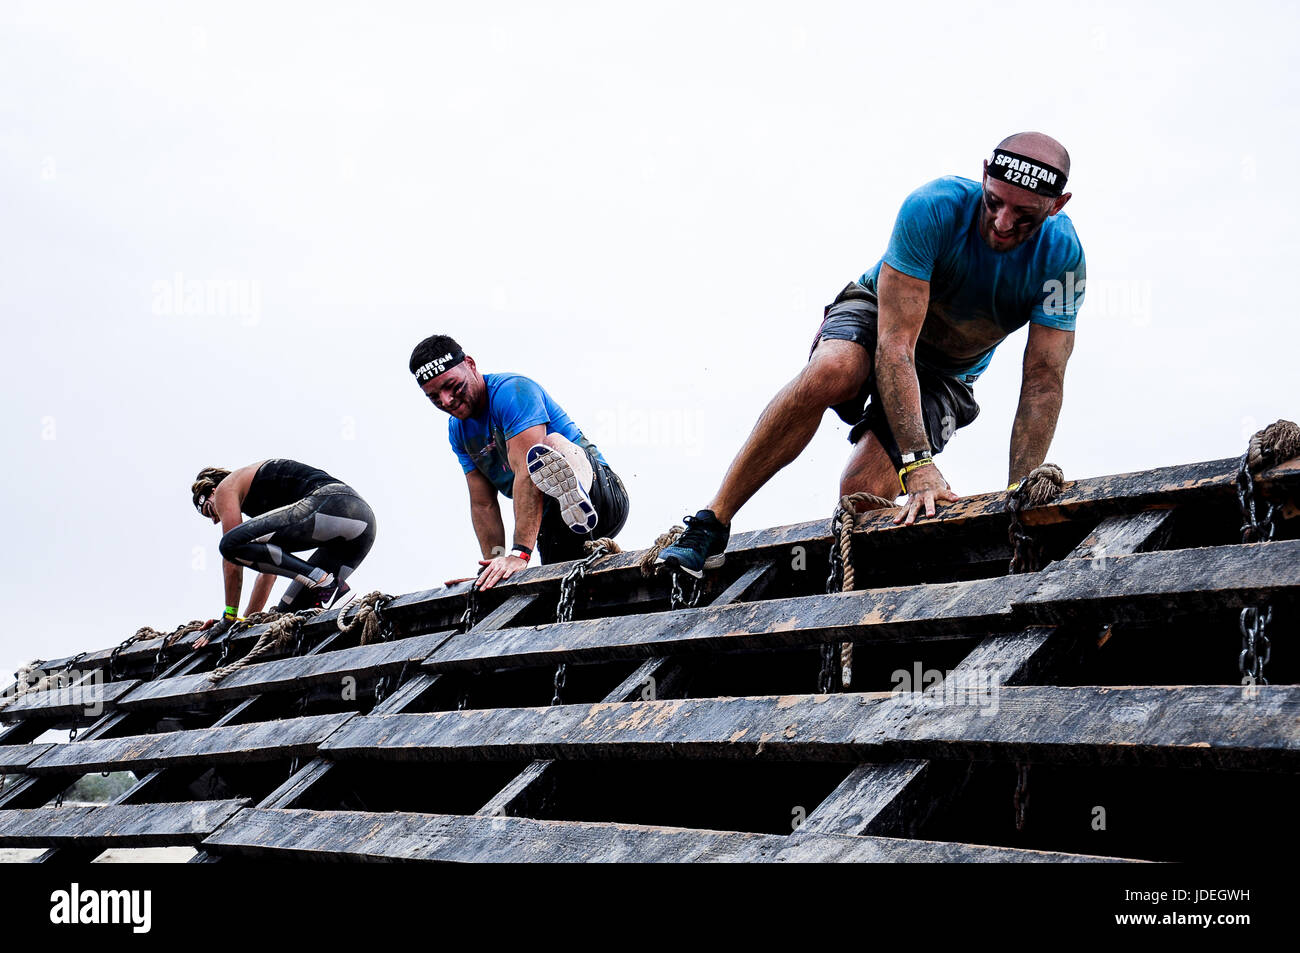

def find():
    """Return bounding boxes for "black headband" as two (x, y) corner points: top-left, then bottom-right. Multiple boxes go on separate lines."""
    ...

(988, 149), (1067, 197)
(412, 347), (466, 383)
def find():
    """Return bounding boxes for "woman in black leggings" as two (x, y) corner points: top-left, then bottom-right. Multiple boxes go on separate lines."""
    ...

(191, 459), (377, 643)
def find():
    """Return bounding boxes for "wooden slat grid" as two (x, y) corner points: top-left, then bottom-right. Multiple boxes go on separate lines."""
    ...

(0, 455), (1294, 862)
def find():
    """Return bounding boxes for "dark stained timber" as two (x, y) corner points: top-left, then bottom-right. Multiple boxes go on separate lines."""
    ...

(321, 686), (1300, 771)
(0, 799), (247, 848)
(201, 808), (1126, 863)
(24, 712), (354, 776)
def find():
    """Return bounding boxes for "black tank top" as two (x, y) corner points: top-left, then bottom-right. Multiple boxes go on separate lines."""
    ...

(242, 459), (340, 517)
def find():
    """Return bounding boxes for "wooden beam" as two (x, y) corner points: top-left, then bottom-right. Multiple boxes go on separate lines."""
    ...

(200, 807), (1129, 862)
(255, 593), (539, 812)
(0, 678), (139, 724)
(30, 454), (1299, 681)
(24, 712), (354, 776)
(321, 685), (1300, 771)
(0, 744), (52, 772)
(0, 799), (247, 848)
(116, 630), (455, 711)
(476, 561), (778, 818)
(426, 576), (1030, 673)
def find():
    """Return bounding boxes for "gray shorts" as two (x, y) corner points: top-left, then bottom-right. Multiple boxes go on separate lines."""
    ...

(810, 282), (981, 469)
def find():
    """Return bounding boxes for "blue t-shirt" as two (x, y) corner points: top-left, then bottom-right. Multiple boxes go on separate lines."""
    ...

(858, 176), (1085, 381)
(448, 373), (606, 498)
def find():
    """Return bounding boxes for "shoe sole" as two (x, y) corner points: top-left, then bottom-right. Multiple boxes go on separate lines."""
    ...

(655, 553), (726, 579)
(527, 445), (599, 534)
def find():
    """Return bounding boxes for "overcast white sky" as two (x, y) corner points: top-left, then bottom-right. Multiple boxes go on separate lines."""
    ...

(1, 0), (1296, 675)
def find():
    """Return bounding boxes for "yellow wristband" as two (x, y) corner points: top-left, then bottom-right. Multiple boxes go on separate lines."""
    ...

(898, 457), (936, 492)
(1007, 482), (1021, 491)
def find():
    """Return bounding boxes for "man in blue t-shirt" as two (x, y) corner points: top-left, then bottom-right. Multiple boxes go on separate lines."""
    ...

(410, 334), (629, 589)
(660, 131), (1084, 576)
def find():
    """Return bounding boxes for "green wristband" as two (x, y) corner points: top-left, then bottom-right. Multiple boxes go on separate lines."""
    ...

(223, 606), (238, 620)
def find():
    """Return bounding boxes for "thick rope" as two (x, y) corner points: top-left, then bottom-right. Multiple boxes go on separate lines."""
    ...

(832, 492), (896, 688)
(335, 591), (394, 646)
(0, 661), (56, 709)
(122, 619), (210, 650)
(1247, 419), (1300, 472)
(583, 537), (623, 556)
(639, 526), (684, 576)
(207, 609), (320, 684)
(1018, 463), (1066, 506)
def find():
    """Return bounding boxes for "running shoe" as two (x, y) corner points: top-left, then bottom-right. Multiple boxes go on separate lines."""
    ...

(527, 444), (598, 534)
(655, 510), (730, 578)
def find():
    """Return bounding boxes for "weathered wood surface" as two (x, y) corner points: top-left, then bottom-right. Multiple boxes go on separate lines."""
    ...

(0, 799), (247, 847)
(0, 678), (140, 723)
(473, 564), (776, 817)
(817, 511), (1181, 836)
(419, 536), (1298, 675)
(255, 592), (539, 811)
(1017, 539), (1300, 625)
(426, 577), (1030, 673)
(117, 631), (455, 710)
(0, 744), (52, 772)
(29, 455), (1299, 680)
(24, 712), (354, 775)
(201, 808), (1126, 863)
(322, 686), (1300, 770)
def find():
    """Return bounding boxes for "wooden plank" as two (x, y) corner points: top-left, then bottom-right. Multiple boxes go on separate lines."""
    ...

(34, 455), (1300, 680)
(426, 576), (1030, 673)
(799, 761), (930, 835)
(1018, 539), (1300, 625)
(0, 679), (140, 723)
(476, 561), (777, 817)
(117, 631), (455, 710)
(322, 686), (1300, 771)
(422, 535), (1300, 675)
(0, 744), (52, 772)
(24, 712), (354, 776)
(255, 594), (540, 811)
(0, 799), (247, 848)
(201, 808), (1128, 862)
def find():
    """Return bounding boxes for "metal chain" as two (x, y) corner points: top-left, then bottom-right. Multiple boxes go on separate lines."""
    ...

(460, 583), (480, 633)
(668, 570), (702, 610)
(817, 642), (838, 694)
(1007, 487), (1040, 574)
(1014, 763), (1030, 831)
(1236, 452), (1277, 685)
(550, 547), (614, 705)
(826, 507), (847, 594)
(551, 663), (568, 707)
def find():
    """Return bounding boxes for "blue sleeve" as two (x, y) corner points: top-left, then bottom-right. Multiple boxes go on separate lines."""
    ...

(1030, 242), (1085, 331)
(495, 377), (551, 440)
(881, 184), (955, 282)
(448, 420), (475, 474)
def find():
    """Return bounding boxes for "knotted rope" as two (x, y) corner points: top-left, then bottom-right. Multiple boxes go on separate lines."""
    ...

(335, 591), (395, 646)
(1007, 463), (1066, 575)
(829, 491), (896, 689)
(1247, 419), (1300, 472)
(0, 661), (54, 710)
(1017, 463), (1066, 506)
(639, 525), (684, 577)
(584, 537), (623, 556)
(207, 609), (320, 684)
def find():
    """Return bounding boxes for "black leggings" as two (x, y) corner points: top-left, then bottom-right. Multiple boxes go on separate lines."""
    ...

(219, 484), (377, 611)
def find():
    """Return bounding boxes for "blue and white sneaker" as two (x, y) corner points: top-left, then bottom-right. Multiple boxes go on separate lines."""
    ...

(656, 510), (730, 578)
(527, 444), (598, 534)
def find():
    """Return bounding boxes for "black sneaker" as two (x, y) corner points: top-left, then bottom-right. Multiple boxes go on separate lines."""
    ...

(656, 510), (730, 578)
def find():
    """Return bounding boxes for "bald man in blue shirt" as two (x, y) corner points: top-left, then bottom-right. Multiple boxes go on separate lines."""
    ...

(660, 132), (1085, 576)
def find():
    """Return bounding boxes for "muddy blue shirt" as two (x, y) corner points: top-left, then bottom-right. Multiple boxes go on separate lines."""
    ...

(858, 176), (1085, 381)
(449, 373), (606, 498)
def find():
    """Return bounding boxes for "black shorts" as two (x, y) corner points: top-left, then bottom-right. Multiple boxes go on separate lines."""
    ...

(536, 445), (631, 565)
(811, 282), (981, 469)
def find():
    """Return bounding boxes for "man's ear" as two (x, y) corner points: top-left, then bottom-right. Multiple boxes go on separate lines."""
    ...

(1050, 192), (1072, 215)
